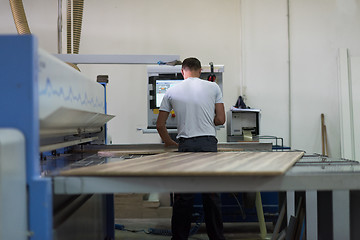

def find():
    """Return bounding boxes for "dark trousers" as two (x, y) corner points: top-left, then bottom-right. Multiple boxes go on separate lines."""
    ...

(171, 136), (225, 240)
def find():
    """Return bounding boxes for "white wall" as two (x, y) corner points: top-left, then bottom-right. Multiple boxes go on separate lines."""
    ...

(1, 0), (360, 157)
(240, 0), (290, 147)
(241, 0), (360, 157)
(290, 0), (360, 157)
(290, 0), (341, 156)
(77, 0), (242, 144)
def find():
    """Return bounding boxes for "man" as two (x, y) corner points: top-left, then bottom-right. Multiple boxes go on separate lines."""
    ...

(156, 57), (226, 240)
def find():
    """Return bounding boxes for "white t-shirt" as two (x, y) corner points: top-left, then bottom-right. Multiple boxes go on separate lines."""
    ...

(159, 77), (223, 139)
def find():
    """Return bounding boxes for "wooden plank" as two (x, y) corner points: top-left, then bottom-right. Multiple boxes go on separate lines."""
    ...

(60, 151), (304, 177)
(97, 149), (175, 157)
(338, 48), (355, 160)
(351, 57), (360, 161)
(96, 145), (267, 157)
(77, 143), (272, 155)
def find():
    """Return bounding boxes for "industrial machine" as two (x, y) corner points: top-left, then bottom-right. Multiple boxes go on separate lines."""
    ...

(0, 35), (115, 240)
(0, 34), (180, 240)
(227, 108), (261, 142)
(227, 106), (288, 150)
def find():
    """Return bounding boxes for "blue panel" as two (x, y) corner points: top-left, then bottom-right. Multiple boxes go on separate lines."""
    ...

(0, 35), (39, 180)
(28, 178), (53, 239)
(0, 35), (52, 240)
(99, 82), (108, 143)
(105, 194), (115, 239)
(100, 82), (114, 238)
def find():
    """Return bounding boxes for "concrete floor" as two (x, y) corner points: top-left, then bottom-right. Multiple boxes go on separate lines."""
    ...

(115, 218), (274, 240)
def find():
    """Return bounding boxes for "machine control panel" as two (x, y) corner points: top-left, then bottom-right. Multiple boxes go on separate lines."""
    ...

(147, 65), (224, 130)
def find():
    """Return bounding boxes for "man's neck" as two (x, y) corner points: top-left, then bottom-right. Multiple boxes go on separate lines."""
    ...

(185, 75), (198, 79)
(183, 70), (201, 79)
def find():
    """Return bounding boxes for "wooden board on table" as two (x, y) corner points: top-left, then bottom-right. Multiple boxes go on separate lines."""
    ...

(97, 148), (176, 157)
(60, 151), (304, 177)
(96, 148), (248, 157)
(96, 143), (271, 157)
(96, 148), (247, 157)
(81, 142), (271, 156)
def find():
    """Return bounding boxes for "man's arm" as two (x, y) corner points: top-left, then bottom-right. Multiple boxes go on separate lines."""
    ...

(214, 103), (225, 126)
(156, 110), (178, 147)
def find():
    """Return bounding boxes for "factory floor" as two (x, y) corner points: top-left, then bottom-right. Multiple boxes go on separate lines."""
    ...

(114, 218), (274, 240)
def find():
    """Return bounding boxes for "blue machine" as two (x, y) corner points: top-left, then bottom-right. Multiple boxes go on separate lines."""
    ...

(0, 35), (52, 239)
(0, 35), (114, 240)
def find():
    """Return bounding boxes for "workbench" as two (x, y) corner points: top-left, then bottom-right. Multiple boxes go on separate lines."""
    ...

(54, 150), (360, 240)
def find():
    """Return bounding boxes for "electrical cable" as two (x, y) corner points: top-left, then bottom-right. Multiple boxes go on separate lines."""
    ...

(115, 211), (204, 236)
(147, 227), (172, 236)
(232, 193), (246, 219)
(114, 223), (150, 233)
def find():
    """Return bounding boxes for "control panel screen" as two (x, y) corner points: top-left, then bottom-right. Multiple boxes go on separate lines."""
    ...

(155, 80), (183, 107)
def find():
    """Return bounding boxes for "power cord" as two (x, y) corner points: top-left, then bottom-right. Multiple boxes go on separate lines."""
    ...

(115, 212), (204, 236)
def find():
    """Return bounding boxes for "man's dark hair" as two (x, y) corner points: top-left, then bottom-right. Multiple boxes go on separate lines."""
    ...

(182, 57), (201, 71)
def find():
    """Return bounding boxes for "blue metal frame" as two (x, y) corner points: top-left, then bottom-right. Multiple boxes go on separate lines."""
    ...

(0, 35), (52, 239)
(0, 35), (120, 240)
(99, 82), (108, 142)
(99, 81), (115, 239)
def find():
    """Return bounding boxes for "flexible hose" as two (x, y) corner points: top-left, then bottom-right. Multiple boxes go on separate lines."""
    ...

(9, 0), (31, 34)
(66, 0), (83, 71)
(66, 61), (81, 71)
(9, 0), (82, 71)
(72, 0), (84, 54)
(66, 0), (80, 71)
(67, 0), (84, 54)
(66, 0), (72, 54)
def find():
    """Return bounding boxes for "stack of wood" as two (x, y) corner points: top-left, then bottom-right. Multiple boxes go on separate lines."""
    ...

(114, 193), (172, 219)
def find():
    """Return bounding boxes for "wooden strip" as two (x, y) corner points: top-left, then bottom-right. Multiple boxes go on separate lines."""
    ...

(351, 57), (360, 161)
(97, 149), (176, 157)
(94, 144), (266, 157)
(321, 113), (325, 156)
(96, 147), (249, 157)
(338, 48), (355, 160)
(60, 151), (304, 177)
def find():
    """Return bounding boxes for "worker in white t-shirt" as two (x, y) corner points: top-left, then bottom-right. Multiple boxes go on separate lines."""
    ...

(157, 57), (226, 240)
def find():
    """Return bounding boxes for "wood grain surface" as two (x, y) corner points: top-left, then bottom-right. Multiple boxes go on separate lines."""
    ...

(97, 149), (176, 157)
(76, 142), (272, 154)
(96, 147), (248, 157)
(61, 151), (304, 177)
